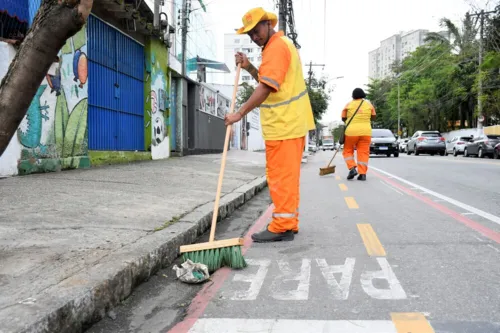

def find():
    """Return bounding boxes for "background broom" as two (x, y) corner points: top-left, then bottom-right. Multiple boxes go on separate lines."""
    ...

(180, 64), (246, 273)
(319, 148), (339, 176)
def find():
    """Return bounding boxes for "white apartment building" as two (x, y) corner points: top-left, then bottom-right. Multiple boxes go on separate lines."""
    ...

(369, 29), (449, 80)
(224, 33), (262, 85)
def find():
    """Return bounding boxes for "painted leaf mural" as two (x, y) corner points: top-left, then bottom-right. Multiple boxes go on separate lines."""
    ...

(54, 88), (69, 156)
(73, 26), (86, 51)
(63, 98), (88, 158)
(61, 38), (73, 55)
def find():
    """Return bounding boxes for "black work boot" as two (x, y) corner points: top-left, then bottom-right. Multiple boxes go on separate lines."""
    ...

(251, 229), (294, 243)
(357, 174), (367, 181)
(347, 167), (358, 180)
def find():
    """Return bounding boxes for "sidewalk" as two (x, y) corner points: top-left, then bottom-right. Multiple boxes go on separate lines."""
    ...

(0, 150), (267, 333)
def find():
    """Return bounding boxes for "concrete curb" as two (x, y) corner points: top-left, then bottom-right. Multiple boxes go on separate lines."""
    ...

(2, 176), (267, 333)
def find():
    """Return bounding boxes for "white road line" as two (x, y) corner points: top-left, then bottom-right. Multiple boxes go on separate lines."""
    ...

(189, 319), (398, 332)
(371, 166), (500, 226)
(380, 181), (404, 196)
(487, 244), (500, 253)
(473, 235), (485, 242)
(461, 212), (476, 216)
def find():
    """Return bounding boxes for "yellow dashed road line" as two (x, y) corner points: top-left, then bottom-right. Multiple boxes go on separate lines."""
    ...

(344, 197), (359, 209)
(335, 175), (341, 180)
(338, 183), (348, 191)
(391, 313), (435, 333)
(357, 224), (386, 256)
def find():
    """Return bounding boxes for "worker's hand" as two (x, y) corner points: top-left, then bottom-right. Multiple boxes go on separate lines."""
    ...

(224, 111), (242, 126)
(235, 52), (250, 69)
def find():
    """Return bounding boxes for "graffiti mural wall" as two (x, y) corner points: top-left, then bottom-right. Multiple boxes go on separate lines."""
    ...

(145, 39), (170, 160)
(0, 26), (89, 177)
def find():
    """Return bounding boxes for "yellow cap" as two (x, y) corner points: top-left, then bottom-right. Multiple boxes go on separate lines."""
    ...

(236, 7), (278, 35)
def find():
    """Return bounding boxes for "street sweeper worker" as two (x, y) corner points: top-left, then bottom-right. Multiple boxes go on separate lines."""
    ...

(341, 88), (377, 181)
(224, 7), (315, 243)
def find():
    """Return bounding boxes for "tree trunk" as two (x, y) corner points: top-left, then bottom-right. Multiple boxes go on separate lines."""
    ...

(0, 0), (93, 157)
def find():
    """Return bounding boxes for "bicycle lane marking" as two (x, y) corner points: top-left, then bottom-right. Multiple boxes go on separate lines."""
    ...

(370, 167), (500, 244)
(168, 204), (274, 333)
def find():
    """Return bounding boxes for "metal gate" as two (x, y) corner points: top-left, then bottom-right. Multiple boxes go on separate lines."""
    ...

(87, 15), (145, 151)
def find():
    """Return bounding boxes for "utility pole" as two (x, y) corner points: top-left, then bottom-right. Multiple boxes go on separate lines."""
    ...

(307, 61), (325, 87)
(180, 0), (191, 76)
(397, 80), (401, 138)
(278, 0), (287, 34)
(307, 61), (325, 145)
(470, 9), (496, 131)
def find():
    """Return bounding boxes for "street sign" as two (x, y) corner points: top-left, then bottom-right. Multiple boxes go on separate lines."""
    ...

(478, 115), (485, 122)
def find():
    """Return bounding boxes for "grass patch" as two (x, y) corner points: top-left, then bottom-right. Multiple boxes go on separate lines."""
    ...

(154, 215), (182, 232)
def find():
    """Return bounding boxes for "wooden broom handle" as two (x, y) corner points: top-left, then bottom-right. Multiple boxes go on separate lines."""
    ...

(326, 148), (339, 168)
(209, 64), (242, 243)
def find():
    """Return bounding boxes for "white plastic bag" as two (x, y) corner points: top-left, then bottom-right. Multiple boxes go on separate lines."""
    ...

(173, 259), (210, 284)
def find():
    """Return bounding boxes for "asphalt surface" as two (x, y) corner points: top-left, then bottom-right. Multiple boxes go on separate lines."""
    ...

(85, 151), (500, 333)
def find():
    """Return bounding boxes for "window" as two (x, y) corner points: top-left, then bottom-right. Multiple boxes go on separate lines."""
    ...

(372, 129), (394, 138)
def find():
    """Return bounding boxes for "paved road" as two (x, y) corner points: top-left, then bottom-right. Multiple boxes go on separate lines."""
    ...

(86, 151), (500, 333)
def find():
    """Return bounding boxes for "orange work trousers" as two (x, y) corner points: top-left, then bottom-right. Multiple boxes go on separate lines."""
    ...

(265, 136), (305, 233)
(343, 135), (371, 174)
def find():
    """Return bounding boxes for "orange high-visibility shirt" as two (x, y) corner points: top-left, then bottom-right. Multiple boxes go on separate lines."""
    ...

(258, 31), (315, 140)
(341, 99), (376, 137)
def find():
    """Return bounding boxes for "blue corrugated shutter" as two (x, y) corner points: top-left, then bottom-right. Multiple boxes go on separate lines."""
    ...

(28, 0), (41, 26)
(87, 15), (144, 151)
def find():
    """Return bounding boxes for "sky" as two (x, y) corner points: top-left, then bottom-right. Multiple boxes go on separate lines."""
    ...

(153, 0), (495, 123)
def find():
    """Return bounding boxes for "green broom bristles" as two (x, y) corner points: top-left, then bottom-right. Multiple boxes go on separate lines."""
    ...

(182, 245), (246, 273)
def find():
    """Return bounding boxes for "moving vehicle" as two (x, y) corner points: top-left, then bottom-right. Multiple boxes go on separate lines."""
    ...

(464, 134), (500, 158)
(406, 131), (446, 156)
(445, 136), (473, 156)
(322, 135), (335, 151)
(370, 129), (399, 157)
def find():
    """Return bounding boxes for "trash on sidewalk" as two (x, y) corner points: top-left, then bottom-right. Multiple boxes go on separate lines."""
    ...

(173, 259), (210, 284)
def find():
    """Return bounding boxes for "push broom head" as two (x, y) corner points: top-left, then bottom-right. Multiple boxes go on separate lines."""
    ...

(180, 238), (246, 273)
(319, 165), (336, 176)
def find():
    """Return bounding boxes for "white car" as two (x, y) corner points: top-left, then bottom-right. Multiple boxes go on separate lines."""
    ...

(445, 136), (473, 156)
(399, 138), (410, 152)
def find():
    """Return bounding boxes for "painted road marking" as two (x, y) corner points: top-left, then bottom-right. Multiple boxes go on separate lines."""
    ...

(226, 258), (406, 301)
(371, 169), (500, 244)
(335, 175), (341, 180)
(189, 319), (399, 332)
(357, 224), (387, 257)
(345, 197), (359, 209)
(271, 259), (311, 301)
(371, 166), (500, 226)
(461, 212), (476, 216)
(339, 183), (348, 191)
(316, 258), (355, 300)
(487, 244), (500, 253)
(391, 312), (435, 333)
(380, 180), (404, 196)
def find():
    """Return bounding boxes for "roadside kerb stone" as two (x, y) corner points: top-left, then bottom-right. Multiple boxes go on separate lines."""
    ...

(0, 176), (267, 333)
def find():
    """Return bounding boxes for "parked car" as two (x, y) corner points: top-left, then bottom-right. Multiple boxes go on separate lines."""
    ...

(494, 143), (500, 159)
(446, 135), (473, 156)
(308, 142), (318, 153)
(399, 138), (410, 152)
(464, 134), (500, 158)
(406, 130), (446, 156)
(370, 129), (399, 157)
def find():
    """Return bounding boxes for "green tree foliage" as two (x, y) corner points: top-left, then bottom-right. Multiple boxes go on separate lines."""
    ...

(236, 82), (255, 108)
(306, 72), (330, 123)
(366, 10), (500, 136)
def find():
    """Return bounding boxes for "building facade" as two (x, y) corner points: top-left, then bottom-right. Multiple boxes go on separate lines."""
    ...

(224, 33), (262, 85)
(0, 0), (232, 177)
(368, 29), (448, 80)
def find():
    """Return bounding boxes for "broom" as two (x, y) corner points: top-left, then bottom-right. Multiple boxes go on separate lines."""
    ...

(180, 64), (246, 273)
(319, 148), (339, 176)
